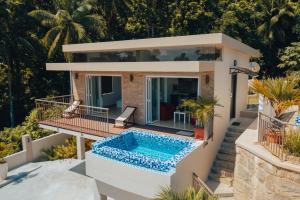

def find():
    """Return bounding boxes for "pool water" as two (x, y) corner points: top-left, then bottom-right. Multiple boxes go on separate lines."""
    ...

(130, 145), (174, 161)
(92, 130), (194, 172)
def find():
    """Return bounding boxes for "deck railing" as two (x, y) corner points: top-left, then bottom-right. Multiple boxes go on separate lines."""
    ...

(35, 95), (110, 135)
(258, 112), (297, 160)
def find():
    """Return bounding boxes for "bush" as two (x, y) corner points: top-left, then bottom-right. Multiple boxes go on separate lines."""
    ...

(284, 128), (300, 156)
(42, 137), (93, 160)
(0, 108), (54, 157)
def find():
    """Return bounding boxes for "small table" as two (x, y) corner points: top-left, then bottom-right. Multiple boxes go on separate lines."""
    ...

(174, 111), (191, 124)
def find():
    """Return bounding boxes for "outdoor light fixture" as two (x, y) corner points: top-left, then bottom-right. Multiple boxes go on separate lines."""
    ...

(74, 73), (79, 79)
(205, 74), (210, 85)
(130, 74), (134, 82)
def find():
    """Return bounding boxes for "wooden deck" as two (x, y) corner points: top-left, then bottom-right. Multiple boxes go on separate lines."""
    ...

(39, 117), (193, 140)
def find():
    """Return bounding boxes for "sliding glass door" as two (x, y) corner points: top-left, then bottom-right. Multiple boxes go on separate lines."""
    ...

(86, 76), (102, 107)
(146, 77), (160, 123)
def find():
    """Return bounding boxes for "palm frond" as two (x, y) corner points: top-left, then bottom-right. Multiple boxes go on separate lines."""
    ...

(43, 26), (62, 47)
(28, 10), (55, 27)
(153, 187), (183, 200)
(71, 22), (86, 41)
(47, 30), (62, 59)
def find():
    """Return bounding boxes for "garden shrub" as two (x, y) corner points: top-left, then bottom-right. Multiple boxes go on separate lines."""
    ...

(42, 137), (93, 160)
(0, 108), (53, 157)
(284, 128), (300, 156)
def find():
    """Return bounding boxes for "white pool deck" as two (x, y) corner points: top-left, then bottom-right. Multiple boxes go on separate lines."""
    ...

(0, 159), (113, 200)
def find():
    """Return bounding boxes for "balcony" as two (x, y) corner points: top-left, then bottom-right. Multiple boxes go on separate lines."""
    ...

(35, 95), (114, 138)
(35, 95), (193, 139)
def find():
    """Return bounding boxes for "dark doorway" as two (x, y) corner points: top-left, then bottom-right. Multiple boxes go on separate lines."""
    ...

(230, 74), (237, 119)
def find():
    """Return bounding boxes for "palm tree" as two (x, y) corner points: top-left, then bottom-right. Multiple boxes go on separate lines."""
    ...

(86, 0), (132, 39)
(154, 187), (218, 200)
(0, 0), (35, 127)
(250, 74), (300, 118)
(29, 0), (105, 62)
(257, 0), (296, 47)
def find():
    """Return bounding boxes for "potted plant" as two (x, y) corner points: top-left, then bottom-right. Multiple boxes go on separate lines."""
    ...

(180, 96), (221, 140)
(0, 157), (8, 180)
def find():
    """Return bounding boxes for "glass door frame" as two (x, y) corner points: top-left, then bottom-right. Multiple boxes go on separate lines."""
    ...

(146, 77), (160, 123)
(145, 75), (201, 125)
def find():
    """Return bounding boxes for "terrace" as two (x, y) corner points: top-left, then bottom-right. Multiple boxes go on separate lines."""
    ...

(35, 95), (193, 140)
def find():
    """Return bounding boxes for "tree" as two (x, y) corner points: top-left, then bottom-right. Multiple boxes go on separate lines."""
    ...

(168, 0), (217, 35)
(87, 0), (132, 40)
(0, 0), (35, 127)
(29, 0), (105, 62)
(278, 42), (300, 71)
(257, 0), (296, 48)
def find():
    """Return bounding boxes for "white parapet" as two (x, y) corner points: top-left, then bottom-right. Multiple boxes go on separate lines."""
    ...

(86, 152), (172, 199)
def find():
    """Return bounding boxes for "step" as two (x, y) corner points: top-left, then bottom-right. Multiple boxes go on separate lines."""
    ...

(216, 153), (236, 162)
(228, 126), (245, 133)
(224, 136), (237, 143)
(221, 141), (236, 149)
(212, 166), (234, 177)
(219, 146), (236, 155)
(226, 131), (242, 138)
(214, 160), (235, 170)
(208, 173), (233, 186)
(205, 180), (234, 198)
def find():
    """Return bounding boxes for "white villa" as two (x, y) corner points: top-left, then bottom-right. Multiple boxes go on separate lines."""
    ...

(35, 33), (261, 199)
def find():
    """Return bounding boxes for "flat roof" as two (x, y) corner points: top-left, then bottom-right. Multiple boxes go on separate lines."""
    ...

(62, 33), (260, 57)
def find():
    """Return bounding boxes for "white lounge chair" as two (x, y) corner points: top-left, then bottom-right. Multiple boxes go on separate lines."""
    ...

(62, 100), (81, 118)
(114, 106), (136, 128)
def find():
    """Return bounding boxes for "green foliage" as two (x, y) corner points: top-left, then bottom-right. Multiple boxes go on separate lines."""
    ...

(284, 128), (300, 156)
(279, 42), (300, 71)
(1, 0), (300, 131)
(180, 96), (221, 127)
(250, 74), (300, 117)
(0, 109), (53, 157)
(42, 137), (77, 160)
(154, 187), (218, 200)
(28, 0), (106, 61)
(42, 137), (93, 160)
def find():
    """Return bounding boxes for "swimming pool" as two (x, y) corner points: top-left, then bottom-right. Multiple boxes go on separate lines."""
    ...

(92, 130), (194, 172)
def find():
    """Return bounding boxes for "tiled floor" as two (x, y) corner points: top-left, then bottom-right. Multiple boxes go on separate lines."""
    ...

(151, 120), (194, 131)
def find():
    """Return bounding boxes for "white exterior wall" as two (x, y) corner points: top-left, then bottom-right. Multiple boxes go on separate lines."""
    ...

(4, 133), (70, 170)
(31, 133), (70, 160)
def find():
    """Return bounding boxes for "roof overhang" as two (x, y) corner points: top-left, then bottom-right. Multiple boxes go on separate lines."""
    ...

(230, 66), (258, 77)
(62, 33), (260, 58)
(46, 61), (215, 72)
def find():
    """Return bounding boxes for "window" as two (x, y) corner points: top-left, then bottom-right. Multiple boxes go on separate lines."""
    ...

(101, 76), (113, 94)
(72, 47), (222, 62)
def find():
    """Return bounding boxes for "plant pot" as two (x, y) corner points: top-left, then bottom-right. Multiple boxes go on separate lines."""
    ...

(267, 132), (283, 144)
(194, 127), (205, 140)
(0, 162), (8, 180)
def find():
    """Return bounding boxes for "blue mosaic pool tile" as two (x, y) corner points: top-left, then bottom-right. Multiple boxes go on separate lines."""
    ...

(92, 130), (195, 172)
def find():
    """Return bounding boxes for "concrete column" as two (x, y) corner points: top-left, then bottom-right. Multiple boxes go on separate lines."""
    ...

(22, 134), (33, 162)
(100, 194), (107, 200)
(76, 136), (85, 160)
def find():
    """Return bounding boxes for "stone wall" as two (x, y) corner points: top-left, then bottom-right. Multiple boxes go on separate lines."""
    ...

(234, 146), (300, 200)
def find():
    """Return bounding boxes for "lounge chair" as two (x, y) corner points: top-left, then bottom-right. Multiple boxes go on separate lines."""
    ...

(114, 106), (136, 128)
(62, 100), (81, 118)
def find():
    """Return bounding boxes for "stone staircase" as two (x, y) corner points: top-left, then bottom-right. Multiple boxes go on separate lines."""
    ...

(205, 115), (256, 199)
